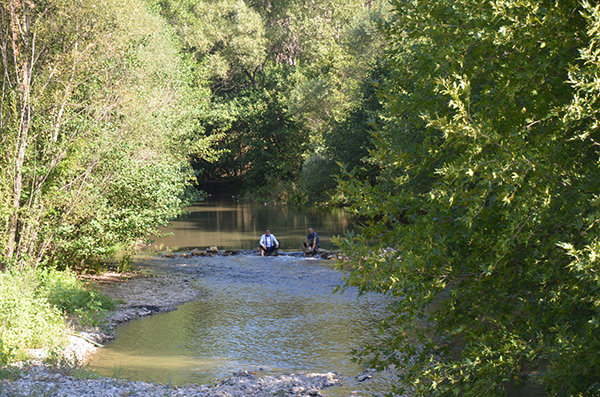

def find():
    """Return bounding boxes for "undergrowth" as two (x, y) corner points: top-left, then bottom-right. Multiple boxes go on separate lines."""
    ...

(0, 265), (115, 367)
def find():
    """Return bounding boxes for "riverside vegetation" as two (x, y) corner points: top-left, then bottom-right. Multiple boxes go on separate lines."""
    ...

(0, 266), (115, 366)
(335, 0), (600, 395)
(1, 0), (214, 373)
(2, 0), (600, 396)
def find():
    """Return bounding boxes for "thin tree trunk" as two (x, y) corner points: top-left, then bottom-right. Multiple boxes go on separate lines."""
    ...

(5, 0), (34, 261)
(6, 127), (27, 259)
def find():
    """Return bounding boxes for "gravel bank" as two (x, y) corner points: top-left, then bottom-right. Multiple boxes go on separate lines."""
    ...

(0, 367), (341, 396)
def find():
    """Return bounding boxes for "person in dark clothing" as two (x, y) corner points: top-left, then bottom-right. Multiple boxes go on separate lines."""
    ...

(302, 227), (319, 256)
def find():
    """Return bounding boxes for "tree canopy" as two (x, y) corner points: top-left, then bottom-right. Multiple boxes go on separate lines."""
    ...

(147, 0), (389, 202)
(0, 0), (217, 268)
(336, 0), (600, 394)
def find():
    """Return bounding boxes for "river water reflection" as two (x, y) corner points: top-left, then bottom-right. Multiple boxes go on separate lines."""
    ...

(89, 200), (394, 395)
(147, 197), (355, 252)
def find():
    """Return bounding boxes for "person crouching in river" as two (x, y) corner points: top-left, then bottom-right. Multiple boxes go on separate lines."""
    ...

(259, 229), (279, 256)
(302, 227), (319, 257)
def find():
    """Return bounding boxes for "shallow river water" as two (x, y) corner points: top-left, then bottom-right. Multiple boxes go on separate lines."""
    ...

(147, 197), (355, 252)
(88, 199), (395, 395)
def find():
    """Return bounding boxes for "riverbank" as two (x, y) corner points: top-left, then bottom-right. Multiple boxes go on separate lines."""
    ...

(0, 254), (344, 396)
(0, 366), (341, 396)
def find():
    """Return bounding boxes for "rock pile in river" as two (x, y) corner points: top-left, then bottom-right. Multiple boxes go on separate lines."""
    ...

(164, 247), (340, 259)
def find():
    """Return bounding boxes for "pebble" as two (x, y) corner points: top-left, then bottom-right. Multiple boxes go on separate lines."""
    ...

(0, 366), (341, 396)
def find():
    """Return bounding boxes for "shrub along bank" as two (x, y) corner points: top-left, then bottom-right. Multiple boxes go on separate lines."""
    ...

(0, 266), (115, 366)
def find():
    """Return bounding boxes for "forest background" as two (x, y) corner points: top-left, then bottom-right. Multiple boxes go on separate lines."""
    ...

(2, 0), (600, 395)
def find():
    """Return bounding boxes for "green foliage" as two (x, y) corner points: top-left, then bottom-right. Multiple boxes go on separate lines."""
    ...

(0, 268), (66, 364)
(298, 153), (338, 203)
(0, 0), (217, 269)
(322, 62), (389, 203)
(147, 0), (267, 84)
(283, 0), (390, 202)
(337, 0), (600, 395)
(47, 160), (197, 267)
(0, 266), (115, 365)
(150, 0), (390, 202)
(36, 268), (115, 326)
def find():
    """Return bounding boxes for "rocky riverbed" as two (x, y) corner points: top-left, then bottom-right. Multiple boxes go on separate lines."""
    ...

(0, 250), (346, 396)
(0, 367), (341, 396)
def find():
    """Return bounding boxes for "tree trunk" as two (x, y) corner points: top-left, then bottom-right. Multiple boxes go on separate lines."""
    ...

(4, 0), (34, 261)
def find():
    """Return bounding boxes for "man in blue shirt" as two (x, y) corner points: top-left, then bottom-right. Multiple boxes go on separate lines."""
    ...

(259, 229), (279, 256)
(302, 227), (319, 257)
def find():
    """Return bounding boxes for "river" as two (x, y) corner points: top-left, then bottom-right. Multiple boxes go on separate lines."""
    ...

(88, 198), (395, 395)
(148, 196), (354, 252)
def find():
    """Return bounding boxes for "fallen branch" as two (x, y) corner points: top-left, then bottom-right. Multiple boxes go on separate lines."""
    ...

(71, 333), (104, 348)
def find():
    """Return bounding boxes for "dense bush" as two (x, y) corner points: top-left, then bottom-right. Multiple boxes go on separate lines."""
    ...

(0, 266), (114, 366)
(298, 153), (338, 203)
(0, 268), (65, 364)
(337, 0), (600, 395)
(36, 269), (115, 326)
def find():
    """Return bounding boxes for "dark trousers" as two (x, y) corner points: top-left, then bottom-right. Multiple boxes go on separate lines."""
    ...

(261, 245), (278, 255)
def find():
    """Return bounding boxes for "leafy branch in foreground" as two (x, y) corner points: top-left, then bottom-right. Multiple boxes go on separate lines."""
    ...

(337, 0), (600, 395)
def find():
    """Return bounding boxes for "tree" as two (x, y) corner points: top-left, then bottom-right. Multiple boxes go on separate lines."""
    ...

(150, 0), (390, 202)
(147, 0), (268, 87)
(289, 0), (390, 203)
(337, 0), (600, 394)
(0, 0), (217, 268)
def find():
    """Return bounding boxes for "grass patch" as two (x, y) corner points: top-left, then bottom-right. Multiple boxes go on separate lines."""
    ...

(0, 265), (116, 366)
(36, 268), (116, 326)
(0, 267), (66, 363)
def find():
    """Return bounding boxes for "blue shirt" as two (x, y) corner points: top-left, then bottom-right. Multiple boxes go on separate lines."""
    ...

(306, 232), (319, 246)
